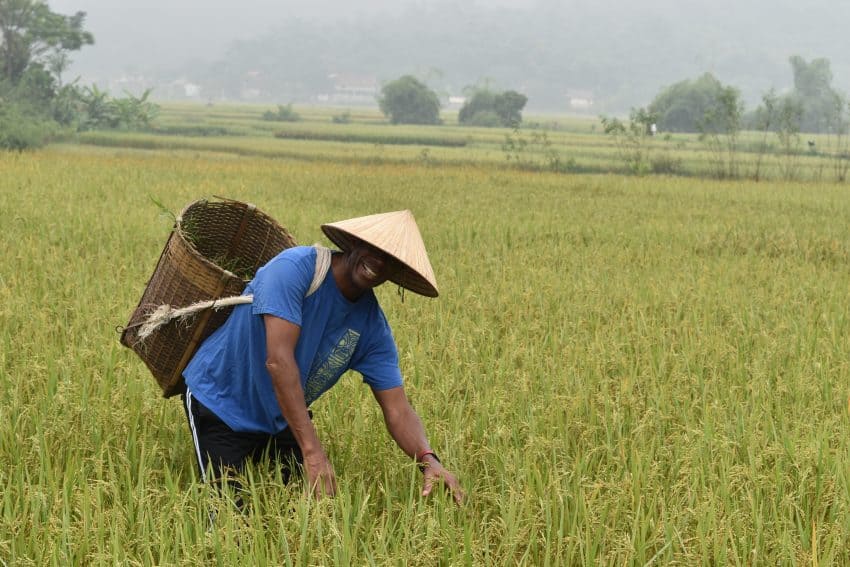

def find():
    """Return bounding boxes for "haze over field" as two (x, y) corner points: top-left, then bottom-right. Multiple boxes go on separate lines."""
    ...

(43, 0), (850, 111)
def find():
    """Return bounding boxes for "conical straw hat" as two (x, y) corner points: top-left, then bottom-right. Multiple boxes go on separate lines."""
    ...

(321, 210), (439, 297)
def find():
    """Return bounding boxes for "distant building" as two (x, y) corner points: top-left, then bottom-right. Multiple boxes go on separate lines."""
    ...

(447, 95), (467, 108)
(323, 73), (378, 105)
(184, 82), (201, 98)
(161, 78), (202, 99)
(566, 89), (595, 111)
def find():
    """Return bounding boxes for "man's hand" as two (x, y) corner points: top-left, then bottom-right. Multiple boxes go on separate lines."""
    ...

(421, 455), (464, 504)
(303, 448), (337, 499)
(372, 386), (466, 505)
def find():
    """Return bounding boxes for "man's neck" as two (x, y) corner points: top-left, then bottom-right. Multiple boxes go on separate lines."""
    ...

(331, 253), (364, 302)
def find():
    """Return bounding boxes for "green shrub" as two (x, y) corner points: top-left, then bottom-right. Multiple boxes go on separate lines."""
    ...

(262, 104), (300, 122)
(650, 153), (683, 175)
(149, 125), (233, 137)
(0, 102), (57, 150)
(75, 86), (159, 131)
(331, 111), (351, 124)
(465, 110), (502, 127)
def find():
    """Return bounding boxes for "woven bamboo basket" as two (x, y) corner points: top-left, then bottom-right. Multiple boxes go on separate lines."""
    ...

(120, 198), (296, 397)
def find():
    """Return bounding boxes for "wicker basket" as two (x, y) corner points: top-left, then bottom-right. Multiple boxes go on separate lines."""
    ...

(120, 198), (297, 397)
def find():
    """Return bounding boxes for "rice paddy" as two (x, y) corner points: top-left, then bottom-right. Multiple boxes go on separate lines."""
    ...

(2, 104), (850, 564)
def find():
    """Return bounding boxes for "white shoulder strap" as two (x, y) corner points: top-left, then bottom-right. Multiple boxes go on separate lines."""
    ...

(306, 245), (332, 297)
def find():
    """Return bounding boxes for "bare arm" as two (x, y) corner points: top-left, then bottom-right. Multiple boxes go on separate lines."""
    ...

(264, 314), (335, 497)
(372, 386), (464, 503)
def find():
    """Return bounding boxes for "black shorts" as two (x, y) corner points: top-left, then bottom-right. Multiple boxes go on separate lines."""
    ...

(182, 389), (305, 484)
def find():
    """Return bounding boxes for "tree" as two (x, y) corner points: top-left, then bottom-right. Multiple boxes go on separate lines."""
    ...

(752, 89), (778, 181)
(0, 0), (94, 149)
(649, 73), (737, 133)
(0, 0), (93, 84)
(378, 75), (441, 125)
(697, 85), (743, 179)
(458, 89), (495, 126)
(829, 99), (850, 182)
(0, 4), (159, 150)
(458, 88), (528, 128)
(789, 55), (832, 99)
(786, 55), (845, 133)
(600, 107), (659, 175)
(775, 96), (804, 180)
(494, 90), (527, 127)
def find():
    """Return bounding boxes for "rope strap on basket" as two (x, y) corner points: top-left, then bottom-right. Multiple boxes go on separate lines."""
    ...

(134, 245), (332, 343)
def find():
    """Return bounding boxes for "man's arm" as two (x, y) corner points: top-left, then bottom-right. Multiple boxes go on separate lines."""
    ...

(372, 386), (464, 503)
(264, 314), (336, 498)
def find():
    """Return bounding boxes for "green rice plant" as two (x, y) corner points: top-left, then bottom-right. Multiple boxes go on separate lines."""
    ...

(273, 128), (467, 147)
(262, 104), (301, 123)
(4, 124), (850, 563)
(148, 124), (239, 137)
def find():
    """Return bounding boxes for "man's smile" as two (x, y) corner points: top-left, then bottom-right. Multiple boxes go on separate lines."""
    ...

(362, 260), (378, 279)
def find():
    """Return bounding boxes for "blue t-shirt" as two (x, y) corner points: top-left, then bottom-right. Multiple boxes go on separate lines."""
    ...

(183, 246), (403, 434)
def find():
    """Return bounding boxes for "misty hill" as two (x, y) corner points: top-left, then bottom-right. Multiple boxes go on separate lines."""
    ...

(60, 0), (850, 112)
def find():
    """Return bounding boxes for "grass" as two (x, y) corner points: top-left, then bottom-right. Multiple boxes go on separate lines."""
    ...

(2, 114), (850, 563)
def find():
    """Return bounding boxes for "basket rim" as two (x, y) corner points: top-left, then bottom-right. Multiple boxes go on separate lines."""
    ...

(175, 198), (263, 282)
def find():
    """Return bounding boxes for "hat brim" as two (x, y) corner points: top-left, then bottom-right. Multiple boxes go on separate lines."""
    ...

(321, 224), (439, 297)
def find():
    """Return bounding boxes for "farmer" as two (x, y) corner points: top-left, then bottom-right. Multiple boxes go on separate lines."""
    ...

(181, 210), (463, 503)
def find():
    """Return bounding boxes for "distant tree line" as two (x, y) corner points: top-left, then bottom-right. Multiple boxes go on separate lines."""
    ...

(0, 0), (158, 150)
(602, 55), (850, 181)
(377, 76), (528, 128)
(648, 56), (846, 136)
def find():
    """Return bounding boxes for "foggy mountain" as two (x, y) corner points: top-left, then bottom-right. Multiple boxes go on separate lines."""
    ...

(48, 0), (850, 112)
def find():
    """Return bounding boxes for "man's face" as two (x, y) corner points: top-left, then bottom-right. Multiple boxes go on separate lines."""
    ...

(345, 241), (391, 291)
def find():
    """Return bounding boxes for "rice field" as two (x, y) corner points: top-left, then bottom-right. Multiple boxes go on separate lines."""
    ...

(2, 107), (850, 564)
(70, 103), (850, 183)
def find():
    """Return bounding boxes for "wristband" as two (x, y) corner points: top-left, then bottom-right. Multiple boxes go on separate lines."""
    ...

(416, 449), (440, 472)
